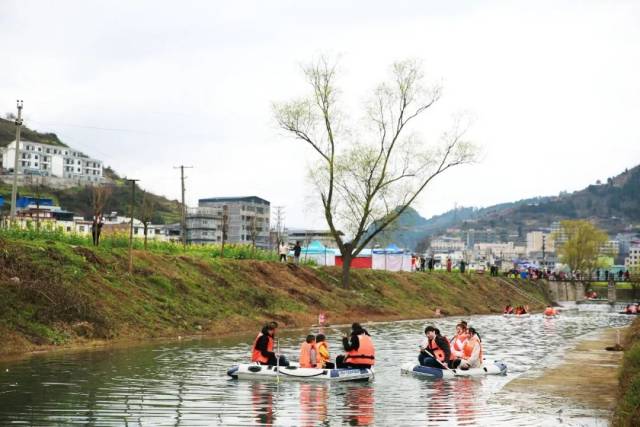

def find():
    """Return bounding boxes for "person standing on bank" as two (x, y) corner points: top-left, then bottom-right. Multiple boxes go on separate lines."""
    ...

(278, 241), (288, 263)
(419, 326), (452, 368)
(336, 323), (375, 369)
(293, 241), (302, 264)
(251, 321), (289, 366)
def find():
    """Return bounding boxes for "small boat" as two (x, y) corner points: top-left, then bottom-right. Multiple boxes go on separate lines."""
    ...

(503, 313), (530, 318)
(400, 361), (507, 379)
(227, 363), (374, 382)
(618, 312), (640, 315)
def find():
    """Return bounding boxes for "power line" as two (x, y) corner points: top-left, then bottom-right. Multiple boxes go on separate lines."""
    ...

(174, 165), (193, 247)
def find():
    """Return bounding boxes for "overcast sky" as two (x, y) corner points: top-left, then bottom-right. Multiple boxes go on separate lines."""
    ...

(1, 1), (639, 228)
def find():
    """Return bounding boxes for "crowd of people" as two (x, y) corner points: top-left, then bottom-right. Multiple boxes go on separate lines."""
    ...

(250, 322), (376, 370)
(623, 303), (640, 314)
(250, 320), (484, 372)
(503, 304), (529, 315)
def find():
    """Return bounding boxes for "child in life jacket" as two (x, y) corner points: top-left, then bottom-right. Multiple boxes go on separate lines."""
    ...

(449, 322), (469, 366)
(315, 334), (335, 369)
(299, 335), (318, 368)
(458, 327), (483, 370)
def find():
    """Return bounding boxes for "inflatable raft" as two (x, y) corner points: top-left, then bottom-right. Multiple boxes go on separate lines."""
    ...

(400, 361), (507, 379)
(227, 363), (374, 382)
(503, 313), (530, 318)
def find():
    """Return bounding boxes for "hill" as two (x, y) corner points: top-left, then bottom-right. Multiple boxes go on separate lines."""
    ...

(0, 235), (550, 357)
(0, 169), (182, 224)
(383, 164), (640, 249)
(0, 117), (66, 147)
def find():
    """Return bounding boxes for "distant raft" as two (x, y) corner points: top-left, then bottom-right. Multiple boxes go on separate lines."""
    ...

(503, 313), (531, 318)
(227, 363), (374, 382)
(400, 361), (508, 379)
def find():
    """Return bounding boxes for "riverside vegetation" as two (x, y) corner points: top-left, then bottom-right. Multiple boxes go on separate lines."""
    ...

(0, 231), (550, 358)
(613, 317), (640, 426)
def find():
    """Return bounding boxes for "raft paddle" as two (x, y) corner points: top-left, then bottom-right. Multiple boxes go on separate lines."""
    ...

(421, 347), (459, 377)
(276, 339), (280, 384)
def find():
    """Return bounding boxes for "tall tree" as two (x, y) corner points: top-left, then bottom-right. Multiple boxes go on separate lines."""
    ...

(553, 219), (608, 279)
(90, 185), (112, 246)
(139, 191), (155, 250)
(274, 57), (475, 287)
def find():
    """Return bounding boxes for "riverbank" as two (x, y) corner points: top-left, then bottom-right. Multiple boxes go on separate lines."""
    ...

(0, 236), (550, 358)
(613, 317), (640, 426)
(504, 326), (626, 422)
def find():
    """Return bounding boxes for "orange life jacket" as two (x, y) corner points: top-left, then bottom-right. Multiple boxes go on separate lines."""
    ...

(463, 336), (483, 362)
(345, 334), (375, 366)
(251, 332), (273, 364)
(427, 336), (447, 362)
(299, 341), (316, 368)
(316, 341), (330, 368)
(544, 307), (555, 316)
(450, 333), (468, 360)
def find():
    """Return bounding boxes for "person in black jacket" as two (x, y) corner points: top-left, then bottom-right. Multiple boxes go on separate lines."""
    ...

(336, 322), (373, 369)
(252, 321), (289, 366)
(419, 326), (451, 368)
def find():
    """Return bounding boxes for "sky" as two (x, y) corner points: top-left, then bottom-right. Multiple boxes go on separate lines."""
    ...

(1, 1), (639, 229)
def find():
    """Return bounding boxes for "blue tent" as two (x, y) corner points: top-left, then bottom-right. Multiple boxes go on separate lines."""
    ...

(300, 240), (332, 254)
(372, 243), (405, 254)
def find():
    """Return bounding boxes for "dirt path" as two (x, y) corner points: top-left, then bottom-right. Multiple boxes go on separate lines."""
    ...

(504, 327), (625, 415)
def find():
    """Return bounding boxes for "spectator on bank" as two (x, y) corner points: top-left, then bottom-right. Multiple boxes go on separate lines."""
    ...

(446, 257), (452, 272)
(428, 257), (434, 272)
(278, 241), (288, 263)
(293, 241), (302, 264)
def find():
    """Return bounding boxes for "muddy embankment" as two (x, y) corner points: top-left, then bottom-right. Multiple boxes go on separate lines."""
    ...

(0, 237), (551, 358)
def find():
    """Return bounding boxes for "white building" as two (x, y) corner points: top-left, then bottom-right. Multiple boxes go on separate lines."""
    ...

(474, 242), (526, 261)
(430, 236), (466, 252)
(1, 140), (103, 183)
(625, 246), (640, 275)
(526, 231), (555, 255)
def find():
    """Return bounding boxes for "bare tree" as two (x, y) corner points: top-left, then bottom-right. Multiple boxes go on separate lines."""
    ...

(248, 214), (259, 253)
(274, 57), (476, 287)
(139, 191), (155, 250)
(91, 185), (112, 246)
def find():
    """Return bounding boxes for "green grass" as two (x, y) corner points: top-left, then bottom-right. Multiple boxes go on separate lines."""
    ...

(0, 233), (551, 357)
(613, 318), (640, 426)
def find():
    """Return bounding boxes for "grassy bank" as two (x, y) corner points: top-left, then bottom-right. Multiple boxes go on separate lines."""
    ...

(0, 235), (550, 358)
(613, 317), (640, 426)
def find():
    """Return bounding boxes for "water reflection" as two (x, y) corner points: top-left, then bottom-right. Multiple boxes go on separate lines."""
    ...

(0, 310), (633, 426)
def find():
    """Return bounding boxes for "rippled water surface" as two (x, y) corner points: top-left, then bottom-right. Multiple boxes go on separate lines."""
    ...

(0, 309), (633, 426)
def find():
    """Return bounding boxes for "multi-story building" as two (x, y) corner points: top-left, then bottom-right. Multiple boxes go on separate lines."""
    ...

(1, 140), (103, 183)
(526, 231), (555, 255)
(430, 236), (466, 253)
(625, 245), (640, 275)
(474, 242), (526, 261)
(188, 196), (271, 248)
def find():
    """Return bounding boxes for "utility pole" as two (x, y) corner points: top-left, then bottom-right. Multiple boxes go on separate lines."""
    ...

(127, 178), (139, 274)
(273, 205), (285, 249)
(10, 100), (24, 221)
(174, 165), (193, 247)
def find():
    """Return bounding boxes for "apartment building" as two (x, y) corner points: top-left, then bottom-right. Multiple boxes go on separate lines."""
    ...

(1, 140), (103, 183)
(188, 196), (271, 248)
(430, 236), (466, 253)
(526, 231), (555, 255)
(625, 246), (640, 275)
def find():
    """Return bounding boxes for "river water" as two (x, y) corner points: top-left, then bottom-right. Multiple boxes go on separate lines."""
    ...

(0, 309), (633, 426)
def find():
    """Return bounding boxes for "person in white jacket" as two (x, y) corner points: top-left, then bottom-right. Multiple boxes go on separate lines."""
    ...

(458, 327), (483, 370)
(278, 242), (288, 263)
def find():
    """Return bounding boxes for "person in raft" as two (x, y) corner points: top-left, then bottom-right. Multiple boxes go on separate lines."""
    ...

(316, 334), (335, 369)
(251, 321), (289, 366)
(504, 304), (514, 314)
(543, 305), (557, 316)
(449, 322), (469, 366)
(299, 335), (318, 368)
(457, 327), (483, 370)
(419, 326), (452, 368)
(336, 322), (375, 369)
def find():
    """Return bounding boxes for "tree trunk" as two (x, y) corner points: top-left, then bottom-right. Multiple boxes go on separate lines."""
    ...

(143, 224), (148, 250)
(341, 252), (352, 289)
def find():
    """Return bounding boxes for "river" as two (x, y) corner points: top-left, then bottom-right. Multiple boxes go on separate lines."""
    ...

(0, 308), (633, 426)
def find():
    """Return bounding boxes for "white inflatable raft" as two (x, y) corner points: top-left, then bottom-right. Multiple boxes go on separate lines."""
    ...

(227, 363), (374, 382)
(503, 313), (530, 318)
(400, 361), (507, 379)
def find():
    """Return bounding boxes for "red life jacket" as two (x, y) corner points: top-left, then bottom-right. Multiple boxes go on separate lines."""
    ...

(251, 332), (273, 364)
(450, 333), (468, 360)
(427, 336), (447, 362)
(345, 334), (375, 366)
(463, 336), (483, 362)
(299, 341), (316, 368)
